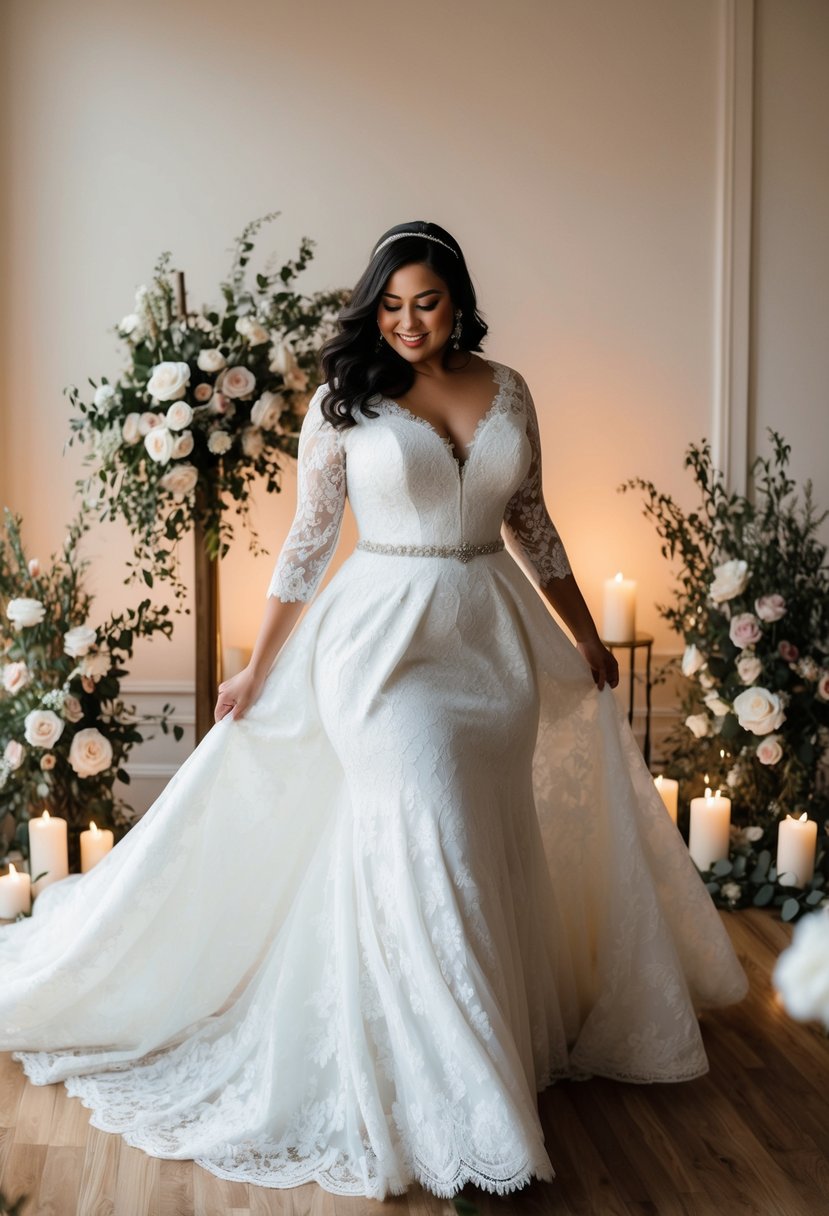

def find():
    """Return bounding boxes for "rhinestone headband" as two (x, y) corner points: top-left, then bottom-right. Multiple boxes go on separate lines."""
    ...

(372, 231), (460, 259)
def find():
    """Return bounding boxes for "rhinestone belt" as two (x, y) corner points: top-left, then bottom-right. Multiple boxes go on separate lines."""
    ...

(355, 538), (505, 564)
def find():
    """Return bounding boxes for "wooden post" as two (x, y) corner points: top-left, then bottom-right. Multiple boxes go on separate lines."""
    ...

(173, 270), (223, 742)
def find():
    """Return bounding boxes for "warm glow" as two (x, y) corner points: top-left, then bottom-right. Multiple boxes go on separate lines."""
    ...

(655, 774), (664, 787)
(90, 821), (99, 834)
(9, 863), (17, 877)
(42, 810), (50, 821)
(705, 786), (713, 799)
(614, 571), (624, 582)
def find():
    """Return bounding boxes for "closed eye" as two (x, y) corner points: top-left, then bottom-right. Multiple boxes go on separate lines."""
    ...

(383, 304), (438, 313)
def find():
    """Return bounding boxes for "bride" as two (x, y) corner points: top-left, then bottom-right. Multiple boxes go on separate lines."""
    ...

(0, 219), (749, 1201)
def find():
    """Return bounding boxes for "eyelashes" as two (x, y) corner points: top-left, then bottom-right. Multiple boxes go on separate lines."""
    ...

(382, 304), (439, 313)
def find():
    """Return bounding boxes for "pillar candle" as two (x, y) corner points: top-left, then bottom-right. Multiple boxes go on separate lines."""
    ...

(0, 863), (32, 919)
(689, 787), (732, 870)
(602, 572), (636, 643)
(80, 821), (115, 873)
(654, 775), (679, 824)
(776, 813), (817, 888)
(28, 810), (69, 896)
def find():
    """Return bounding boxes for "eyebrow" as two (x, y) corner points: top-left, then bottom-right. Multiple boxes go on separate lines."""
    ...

(381, 289), (443, 299)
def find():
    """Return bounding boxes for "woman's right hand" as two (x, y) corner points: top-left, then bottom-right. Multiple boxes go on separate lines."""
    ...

(214, 666), (266, 723)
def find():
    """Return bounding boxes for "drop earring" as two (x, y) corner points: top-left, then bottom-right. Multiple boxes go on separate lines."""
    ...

(376, 327), (384, 352)
(451, 309), (462, 350)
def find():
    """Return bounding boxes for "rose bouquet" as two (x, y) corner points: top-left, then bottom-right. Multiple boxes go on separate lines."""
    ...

(65, 212), (350, 604)
(0, 508), (179, 869)
(622, 431), (829, 918)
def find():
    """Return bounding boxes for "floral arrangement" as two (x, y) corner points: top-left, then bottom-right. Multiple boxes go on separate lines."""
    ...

(622, 431), (829, 918)
(0, 508), (179, 868)
(65, 212), (350, 604)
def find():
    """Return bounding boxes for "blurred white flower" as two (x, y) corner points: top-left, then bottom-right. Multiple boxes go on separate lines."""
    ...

(6, 598), (46, 629)
(220, 366), (256, 399)
(755, 594), (787, 622)
(268, 337), (298, 377)
(144, 426), (175, 464)
(172, 430), (194, 459)
(721, 882), (742, 901)
(251, 390), (286, 431)
(4, 739), (25, 770)
(160, 463), (198, 496)
(122, 412), (142, 445)
(208, 430), (233, 455)
(773, 908), (829, 1029)
(756, 734), (783, 766)
(79, 649), (111, 681)
(236, 316), (270, 345)
(197, 348), (227, 373)
(736, 652), (763, 685)
(147, 361), (190, 402)
(138, 411), (163, 436)
(703, 691), (731, 718)
(63, 694), (84, 723)
(165, 401), (193, 431)
(685, 713), (711, 739)
(241, 426), (264, 459)
(681, 644), (706, 678)
(63, 624), (98, 658)
(710, 559), (749, 604)
(93, 383), (116, 410)
(2, 661), (30, 694)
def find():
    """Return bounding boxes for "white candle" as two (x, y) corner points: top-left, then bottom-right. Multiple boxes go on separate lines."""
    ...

(654, 775), (679, 824)
(689, 786), (732, 870)
(28, 810), (69, 896)
(0, 863), (32, 919)
(776, 813), (817, 888)
(80, 820), (114, 873)
(602, 572), (637, 643)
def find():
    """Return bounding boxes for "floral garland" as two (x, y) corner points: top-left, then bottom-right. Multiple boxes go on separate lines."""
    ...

(622, 431), (829, 919)
(65, 212), (350, 604)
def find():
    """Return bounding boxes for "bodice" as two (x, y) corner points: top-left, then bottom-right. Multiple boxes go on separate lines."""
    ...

(266, 359), (571, 602)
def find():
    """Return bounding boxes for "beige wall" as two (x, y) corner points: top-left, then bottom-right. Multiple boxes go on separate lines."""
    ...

(0, 0), (826, 792)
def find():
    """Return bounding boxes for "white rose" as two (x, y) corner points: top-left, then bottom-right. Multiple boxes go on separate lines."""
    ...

(119, 312), (143, 338)
(2, 661), (30, 694)
(755, 594), (787, 622)
(144, 426), (175, 464)
(197, 348), (226, 373)
(93, 383), (116, 410)
(208, 430), (233, 455)
(736, 652), (763, 685)
(193, 383), (213, 403)
(63, 624), (98, 658)
(236, 316), (270, 346)
(122, 412), (142, 444)
(68, 727), (113, 778)
(146, 360), (190, 402)
(4, 739), (25, 770)
(63, 694), (84, 723)
(710, 558), (750, 604)
(171, 430), (194, 458)
(681, 644), (706, 678)
(241, 426), (264, 459)
(24, 709), (65, 749)
(165, 401), (193, 431)
(816, 672), (829, 702)
(756, 734), (783, 766)
(250, 390), (286, 431)
(6, 598), (46, 629)
(745, 825), (764, 842)
(685, 713), (712, 739)
(138, 411), (163, 436)
(220, 365), (256, 399)
(80, 649), (111, 681)
(772, 908), (829, 1029)
(733, 686), (786, 735)
(698, 669), (716, 690)
(160, 463), (198, 496)
(703, 691), (731, 718)
(268, 337), (298, 376)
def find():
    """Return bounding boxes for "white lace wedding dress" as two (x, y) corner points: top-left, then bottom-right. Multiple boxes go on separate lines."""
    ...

(0, 358), (749, 1200)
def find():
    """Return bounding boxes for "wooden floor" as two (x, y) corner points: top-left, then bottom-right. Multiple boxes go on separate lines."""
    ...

(1, 908), (827, 1216)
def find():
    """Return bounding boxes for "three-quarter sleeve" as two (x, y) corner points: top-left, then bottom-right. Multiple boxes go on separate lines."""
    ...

(266, 388), (347, 602)
(501, 373), (573, 587)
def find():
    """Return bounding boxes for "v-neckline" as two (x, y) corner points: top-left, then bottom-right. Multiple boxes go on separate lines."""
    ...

(379, 358), (507, 477)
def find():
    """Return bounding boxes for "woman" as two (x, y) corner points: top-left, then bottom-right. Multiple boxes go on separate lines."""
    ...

(0, 220), (749, 1202)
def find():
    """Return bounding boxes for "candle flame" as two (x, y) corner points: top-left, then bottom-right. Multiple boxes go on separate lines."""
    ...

(614, 571), (624, 582)
(9, 863), (17, 877)
(788, 811), (809, 822)
(90, 821), (98, 833)
(705, 786), (713, 798)
(719, 749), (725, 759)
(655, 774), (663, 787)
(704, 773), (709, 785)
(42, 810), (50, 821)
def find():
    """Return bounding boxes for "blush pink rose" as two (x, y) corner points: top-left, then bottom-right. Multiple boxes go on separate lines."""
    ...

(755, 594), (787, 622)
(729, 612), (762, 650)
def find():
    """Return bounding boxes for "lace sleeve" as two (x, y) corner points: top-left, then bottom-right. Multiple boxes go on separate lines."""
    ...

(502, 373), (573, 586)
(265, 388), (347, 602)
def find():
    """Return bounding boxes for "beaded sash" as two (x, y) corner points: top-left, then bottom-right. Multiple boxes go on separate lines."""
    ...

(355, 538), (505, 564)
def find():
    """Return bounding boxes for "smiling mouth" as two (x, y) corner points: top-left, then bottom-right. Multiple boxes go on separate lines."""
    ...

(397, 333), (428, 346)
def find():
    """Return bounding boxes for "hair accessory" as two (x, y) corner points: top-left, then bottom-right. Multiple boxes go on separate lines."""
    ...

(372, 231), (460, 259)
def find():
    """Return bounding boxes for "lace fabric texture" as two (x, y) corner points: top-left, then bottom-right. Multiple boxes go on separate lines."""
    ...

(0, 358), (750, 1201)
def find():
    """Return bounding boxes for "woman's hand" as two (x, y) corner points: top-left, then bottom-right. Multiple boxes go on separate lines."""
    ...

(214, 666), (266, 723)
(576, 637), (619, 691)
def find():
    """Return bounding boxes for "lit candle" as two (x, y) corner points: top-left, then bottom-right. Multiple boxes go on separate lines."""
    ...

(0, 863), (32, 919)
(602, 572), (637, 643)
(80, 820), (114, 873)
(28, 809), (69, 896)
(689, 786), (732, 870)
(654, 775), (679, 824)
(776, 812), (817, 888)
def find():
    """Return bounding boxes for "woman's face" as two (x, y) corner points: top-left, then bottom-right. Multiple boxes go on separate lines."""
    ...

(376, 262), (455, 364)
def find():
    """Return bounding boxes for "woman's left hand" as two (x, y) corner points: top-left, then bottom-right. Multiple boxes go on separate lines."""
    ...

(577, 637), (619, 691)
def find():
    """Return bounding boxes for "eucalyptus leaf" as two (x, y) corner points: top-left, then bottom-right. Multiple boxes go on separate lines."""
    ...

(781, 898), (801, 922)
(753, 883), (775, 907)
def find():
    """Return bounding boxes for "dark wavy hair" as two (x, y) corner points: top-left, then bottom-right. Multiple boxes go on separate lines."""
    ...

(317, 220), (488, 429)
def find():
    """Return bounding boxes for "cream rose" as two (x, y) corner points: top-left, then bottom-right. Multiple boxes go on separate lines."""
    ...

(138, 411), (163, 436)
(208, 430), (233, 455)
(681, 644), (705, 678)
(4, 739), (25, 770)
(63, 624), (98, 658)
(220, 365), (256, 399)
(2, 661), (30, 694)
(171, 430), (194, 459)
(251, 390), (286, 431)
(241, 427), (264, 459)
(122, 412), (142, 445)
(40, 753), (56, 771)
(710, 558), (750, 604)
(193, 383), (213, 403)
(698, 670), (716, 690)
(68, 727), (113, 778)
(703, 691), (731, 718)
(6, 598), (46, 629)
(80, 649), (111, 681)
(236, 316), (270, 346)
(144, 426), (175, 464)
(817, 672), (829, 702)
(63, 694), (84, 723)
(733, 686), (786, 735)
(685, 713), (712, 739)
(147, 360), (191, 402)
(772, 908), (829, 1029)
(755, 594), (786, 622)
(197, 348), (226, 374)
(165, 401), (193, 431)
(268, 337), (298, 377)
(119, 312), (143, 338)
(160, 463), (198, 496)
(736, 651), (763, 684)
(729, 612), (762, 650)
(93, 383), (115, 410)
(24, 709), (65, 749)
(756, 734), (783, 766)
